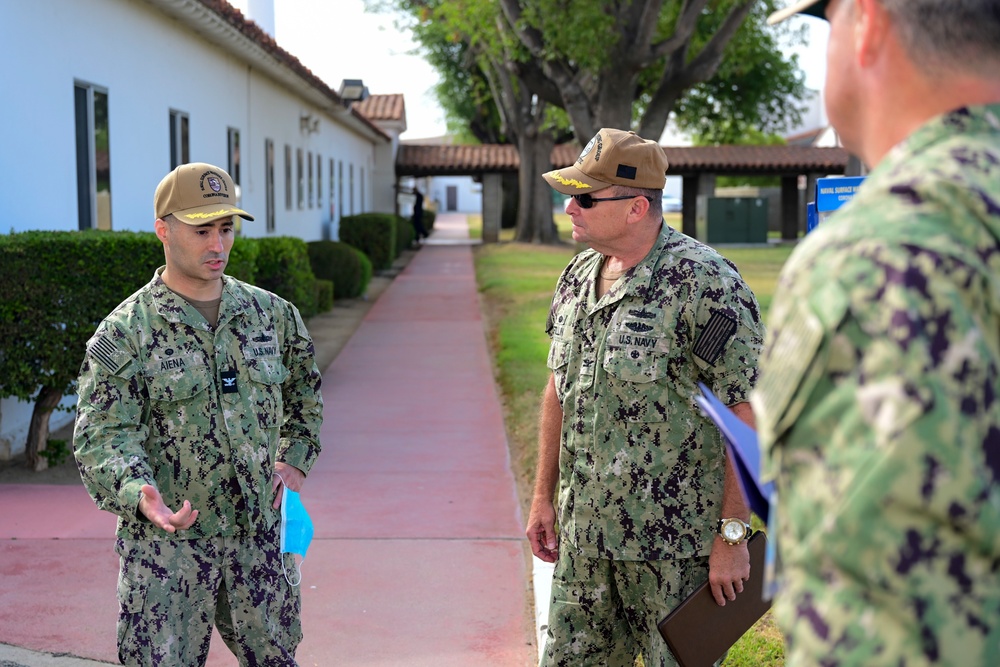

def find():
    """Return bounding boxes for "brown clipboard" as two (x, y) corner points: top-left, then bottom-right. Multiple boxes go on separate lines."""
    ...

(657, 532), (772, 667)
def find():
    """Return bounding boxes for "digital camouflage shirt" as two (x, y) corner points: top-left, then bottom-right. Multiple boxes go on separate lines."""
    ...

(74, 269), (323, 541)
(547, 224), (763, 561)
(753, 105), (1000, 665)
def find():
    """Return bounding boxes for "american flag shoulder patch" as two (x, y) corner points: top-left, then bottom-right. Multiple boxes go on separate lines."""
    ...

(693, 311), (738, 365)
(87, 334), (129, 374)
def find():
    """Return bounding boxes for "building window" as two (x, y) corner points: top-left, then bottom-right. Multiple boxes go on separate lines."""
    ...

(329, 158), (335, 219)
(228, 127), (241, 185)
(307, 151), (313, 208)
(338, 160), (344, 218)
(265, 139), (275, 233)
(284, 144), (292, 210)
(169, 110), (189, 169)
(297, 148), (304, 209)
(360, 167), (365, 213)
(74, 82), (112, 230)
(349, 164), (355, 215)
(316, 153), (322, 207)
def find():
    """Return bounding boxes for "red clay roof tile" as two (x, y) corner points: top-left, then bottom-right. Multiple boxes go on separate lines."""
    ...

(353, 94), (406, 122)
(398, 143), (849, 176)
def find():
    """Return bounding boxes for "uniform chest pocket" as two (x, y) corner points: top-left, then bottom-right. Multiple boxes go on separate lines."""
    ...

(547, 340), (571, 372)
(603, 305), (671, 385)
(145, 365), (213, 437)
(602, 346), (664, 384)
(601, 346), (672, 423)
(247, 360), (288, 428)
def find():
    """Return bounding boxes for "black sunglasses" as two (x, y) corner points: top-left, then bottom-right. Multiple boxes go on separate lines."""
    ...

(571, 193), (653, 209)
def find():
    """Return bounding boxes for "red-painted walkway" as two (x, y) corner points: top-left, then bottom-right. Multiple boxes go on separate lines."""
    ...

(0, 214), (534, 666)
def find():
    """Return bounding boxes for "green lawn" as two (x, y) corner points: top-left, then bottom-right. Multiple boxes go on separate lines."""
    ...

(472, 214), (791, 666)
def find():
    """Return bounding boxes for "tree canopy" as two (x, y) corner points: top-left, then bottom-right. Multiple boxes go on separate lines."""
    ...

(369, 0), (810, 240)
(375, 0), (808, 145)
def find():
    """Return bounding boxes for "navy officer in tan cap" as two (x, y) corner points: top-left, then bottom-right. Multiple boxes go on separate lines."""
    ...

(755, 1), (1000, 665)
(74, 162), (323, 666)
(527, 129), (765, 665)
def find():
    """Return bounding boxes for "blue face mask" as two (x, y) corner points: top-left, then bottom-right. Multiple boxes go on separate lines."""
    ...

(279, 488), (314, 587)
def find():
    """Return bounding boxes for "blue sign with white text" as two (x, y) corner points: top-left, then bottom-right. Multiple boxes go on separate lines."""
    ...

(815, 176), (865, 213)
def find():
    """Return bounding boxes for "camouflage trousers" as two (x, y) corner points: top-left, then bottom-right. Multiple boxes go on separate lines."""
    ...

(540, 548), (710, 667)
(115, 529), (301, 667)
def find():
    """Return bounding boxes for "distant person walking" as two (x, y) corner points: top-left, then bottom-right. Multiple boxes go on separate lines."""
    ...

(411, 187), (429, 242)
(73, 162), (323, 666)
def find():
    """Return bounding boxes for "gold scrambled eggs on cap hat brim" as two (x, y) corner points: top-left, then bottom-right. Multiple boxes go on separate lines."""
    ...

(154, 162), (255, 225)
(172, 204), (254, 224)
(767, 0), (828, 25)
(542, 163), (613, 195)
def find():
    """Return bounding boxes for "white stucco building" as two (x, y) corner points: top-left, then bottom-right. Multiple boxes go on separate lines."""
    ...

(0, 0), (404, 458)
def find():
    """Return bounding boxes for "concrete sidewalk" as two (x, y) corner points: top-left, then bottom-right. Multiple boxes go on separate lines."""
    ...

(0, 213), (535, 666)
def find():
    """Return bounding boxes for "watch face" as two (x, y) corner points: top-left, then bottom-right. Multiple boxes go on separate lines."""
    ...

(722, 520), (746, 542)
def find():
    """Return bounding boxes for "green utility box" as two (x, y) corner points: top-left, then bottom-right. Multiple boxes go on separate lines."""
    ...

(695, 196), (768, 244)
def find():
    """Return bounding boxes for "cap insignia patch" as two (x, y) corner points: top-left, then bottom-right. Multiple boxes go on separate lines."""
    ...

(616, 164), (637, 180)
(577, 134), (603, 165)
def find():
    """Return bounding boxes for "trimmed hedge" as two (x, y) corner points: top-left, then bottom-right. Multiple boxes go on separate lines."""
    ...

(0, 231), (164, 407)
(227, 236), (258, 283)
(339, 213), (397, 271)
(423, 209), (436, 233)
(395, 214), (415, 255)
(314, 279), (334, 313)
(252, 236), (319, 318)
(307, 240), (372, 299)
(0, 230), (165, 464)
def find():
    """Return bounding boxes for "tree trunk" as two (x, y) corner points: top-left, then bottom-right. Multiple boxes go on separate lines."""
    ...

(501, 172), (519, 229)
(514, 132), (558, 244)
(25, 385), (64, 472)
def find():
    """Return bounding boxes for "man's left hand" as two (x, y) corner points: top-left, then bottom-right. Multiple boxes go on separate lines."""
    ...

(272, 462), (306, 509)
(708, 536), (751, 606)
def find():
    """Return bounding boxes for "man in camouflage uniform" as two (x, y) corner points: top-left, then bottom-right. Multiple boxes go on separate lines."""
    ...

(527, 128), (765, 665)
(754, 1), (1000, 664)
(74, 162), (323, 666)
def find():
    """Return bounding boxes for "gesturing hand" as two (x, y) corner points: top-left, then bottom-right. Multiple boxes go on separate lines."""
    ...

(138, 484), (199, 533)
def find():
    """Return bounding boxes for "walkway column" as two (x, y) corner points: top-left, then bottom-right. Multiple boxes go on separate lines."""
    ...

(482, 172), (502, 243)
(682, 174), (715, 238)
(780, 175), (800, 240)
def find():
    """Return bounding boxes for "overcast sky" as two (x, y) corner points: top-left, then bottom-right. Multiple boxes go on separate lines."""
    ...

(231, 0), (828, 141)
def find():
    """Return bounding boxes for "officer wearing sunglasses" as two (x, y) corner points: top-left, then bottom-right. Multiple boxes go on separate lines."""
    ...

(528, 128), (765, 665)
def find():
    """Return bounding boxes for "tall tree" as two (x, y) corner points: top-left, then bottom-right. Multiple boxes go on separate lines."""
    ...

(377, 0), (568, 242)
(372, 0), (806, 241)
